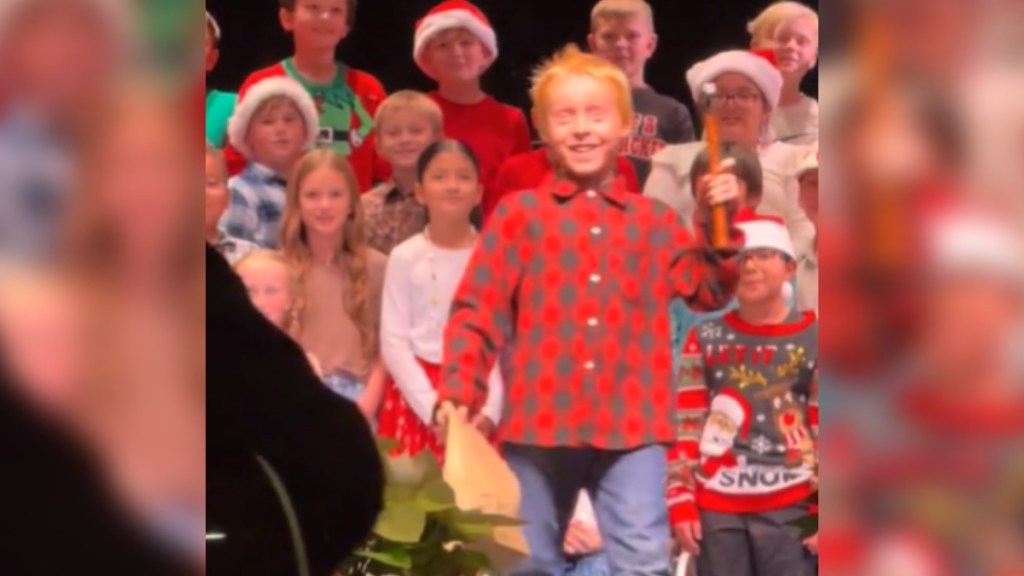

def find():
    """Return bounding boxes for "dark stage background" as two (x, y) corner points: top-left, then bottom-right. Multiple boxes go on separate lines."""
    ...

(206, 0), (818, 134)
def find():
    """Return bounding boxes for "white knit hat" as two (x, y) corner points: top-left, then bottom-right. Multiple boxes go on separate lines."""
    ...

(739, 216), (796, 301)
(686, 49), (783, 110)
(413, 0), (498, 79)
(227, 77), (320, 161)
(796, 145), (818, 178)
(710, 389), (751, 439)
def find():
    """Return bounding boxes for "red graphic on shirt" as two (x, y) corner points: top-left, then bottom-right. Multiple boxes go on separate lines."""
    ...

(618, 113), (666, 160)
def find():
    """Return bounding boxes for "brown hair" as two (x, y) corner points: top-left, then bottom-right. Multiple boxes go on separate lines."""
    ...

(278, 149), (374, 359)
(373, 90), (444, 137)
(590, 0), (654, 31)
(279, 0), (358, 26)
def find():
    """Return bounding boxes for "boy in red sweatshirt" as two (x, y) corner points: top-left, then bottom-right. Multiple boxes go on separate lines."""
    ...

(436, 45), (743, 576)
(227, 0), (387, 190)
(413, 0), (532, 219)
(668, 215), (818, 576)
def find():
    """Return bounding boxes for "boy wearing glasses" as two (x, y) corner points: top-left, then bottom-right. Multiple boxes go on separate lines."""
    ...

(226, 0), (388, 190)
(667, 215), (818, 576)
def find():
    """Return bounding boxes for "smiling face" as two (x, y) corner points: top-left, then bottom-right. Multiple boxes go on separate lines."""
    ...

(422, 28), (491, 83)
(711, 72), (771, 145)
(540, 73), (629, 182)
(415, 150), (481, 223)
(376, 108), (439, 172)
(246, 99), (308, 171)
(587, 13), (656, 84)
(298, 165), (353, 239)
(772, 16), (818, 81)
(700, 411), (739, 456)
(737, 249), (796, 304)
(281, 0), (350, 51)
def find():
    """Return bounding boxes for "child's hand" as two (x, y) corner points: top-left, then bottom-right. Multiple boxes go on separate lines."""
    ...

(563, 520), (603, 556)
(433, 401), (467, 444)
(470, 414), (495, 437)
(673, 520), (702, 557)
(803, 532), (819, 555)
(697, 158), (740, 207)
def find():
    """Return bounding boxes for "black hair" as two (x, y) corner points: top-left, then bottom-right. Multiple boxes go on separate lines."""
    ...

(416, 139), (483, 228)
(279, 0), (358, 26)
(689, 142), (764, 207)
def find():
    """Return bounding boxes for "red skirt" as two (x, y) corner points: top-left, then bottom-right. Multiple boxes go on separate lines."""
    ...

(377, 358), (446, 463)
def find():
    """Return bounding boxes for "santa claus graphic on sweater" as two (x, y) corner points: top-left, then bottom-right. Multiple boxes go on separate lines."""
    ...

(696, 388), (750, 483)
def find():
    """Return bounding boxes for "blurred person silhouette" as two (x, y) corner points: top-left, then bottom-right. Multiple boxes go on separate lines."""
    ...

(0, 0), (127, 262)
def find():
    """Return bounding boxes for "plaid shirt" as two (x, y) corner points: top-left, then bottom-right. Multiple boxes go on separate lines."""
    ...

(361, 181), (427, 255)
(439, 174), (742, 449)
(220, 163), (288, 249)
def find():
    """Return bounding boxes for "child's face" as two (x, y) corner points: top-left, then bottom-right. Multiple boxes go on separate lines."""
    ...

(414, 151), (481, 222)
(587, 14), (656, 81)
(799, 170), (819, 225)
(281, 0), (350, 51)
(205, 26), (219, 74)
(711, 73), (770, 144)
(246, 100), (308, 170)
(541, 74), (629, 181)
(772, 16), (818, 78)
(205, 153), (229, 231)
(425, 28), (491, 83)
(238, 261), (293, 329)
(376, 109), (439, 172)
(737, 249), (796, 304)
(298, 167), (352, 237)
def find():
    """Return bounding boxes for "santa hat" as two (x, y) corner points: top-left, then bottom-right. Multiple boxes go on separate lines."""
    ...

(686, 49), (783, 110)
(710, 389), (752, 439)
(227, 77), (320, 161)
(926, 209), (1024, 287)
(738, 216), (796, 301)
(413, 1), (498, 79)
(796, 145), (818, 179)
(206, 10), (221, 42)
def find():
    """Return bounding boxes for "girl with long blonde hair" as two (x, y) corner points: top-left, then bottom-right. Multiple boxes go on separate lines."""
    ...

(279, 149), (388, 419)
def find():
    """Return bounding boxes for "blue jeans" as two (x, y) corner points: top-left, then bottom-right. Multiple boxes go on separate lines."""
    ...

(566, 552), (610, 576)
(503, 443), (672, 576)
(323, 372), (364, 402)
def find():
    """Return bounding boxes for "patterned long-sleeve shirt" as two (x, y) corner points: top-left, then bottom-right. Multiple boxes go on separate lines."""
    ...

(220, 163), (288, 249)
(439, 173), (742, 449)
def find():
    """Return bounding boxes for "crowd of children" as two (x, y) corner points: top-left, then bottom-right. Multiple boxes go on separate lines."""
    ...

(205, 0), (820, 574)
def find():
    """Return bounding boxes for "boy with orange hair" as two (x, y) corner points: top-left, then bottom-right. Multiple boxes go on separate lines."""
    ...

(435, 45), (744, 575)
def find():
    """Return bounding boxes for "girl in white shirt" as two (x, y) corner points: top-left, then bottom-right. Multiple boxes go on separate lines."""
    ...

(377, 140), (503, 461)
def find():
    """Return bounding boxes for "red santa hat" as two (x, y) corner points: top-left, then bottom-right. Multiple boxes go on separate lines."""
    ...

(796, 145), (818, 179)
(710, 388), (752, 439)
(227, 77), (320, 161)
(413, 0), (498, 79)
(686, 49), (783, 110)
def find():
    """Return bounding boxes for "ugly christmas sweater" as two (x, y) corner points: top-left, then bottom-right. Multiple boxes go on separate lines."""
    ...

(226, 59), (389, 190)
(666, 310), (819, 524)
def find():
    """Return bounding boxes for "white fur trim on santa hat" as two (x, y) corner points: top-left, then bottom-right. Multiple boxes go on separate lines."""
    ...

(687, 50), (783, 110)
(413, 1), (497, 78)
(711, 389), (751, 438)
(926, 211), (1024, 286)
(738, 216), (796, 260)
(796, 146), (818, 178)
(206, 10), (221, 42)
(227, 77), (320, 161)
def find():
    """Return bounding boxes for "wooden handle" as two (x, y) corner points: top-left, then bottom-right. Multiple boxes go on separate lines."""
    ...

(704, 115), (730, 249)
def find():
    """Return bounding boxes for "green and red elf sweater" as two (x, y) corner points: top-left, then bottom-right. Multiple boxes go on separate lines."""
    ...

(225, 59), (389, 191)
(667, 310), (819, 523)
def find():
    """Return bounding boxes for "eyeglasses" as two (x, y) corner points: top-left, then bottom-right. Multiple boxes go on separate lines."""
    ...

(741, 248), (787, 263)
(708, 91), (762, 108)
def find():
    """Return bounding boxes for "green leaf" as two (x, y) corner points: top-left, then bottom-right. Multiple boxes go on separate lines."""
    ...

(386, 450), (441, 488)
(355, 547), (413, 569)
(452, 549), (492, 574)
(453, 508), (526, 527)
(374, 500), (428, 543)
(416, 478), (456, 512)
(384, 482), (417, 506)
(375, 437), (401, 455)
(788, 514), (818, 539)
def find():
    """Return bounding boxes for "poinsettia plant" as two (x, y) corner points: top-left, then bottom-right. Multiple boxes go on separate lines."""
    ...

(338, 440), (523, 576)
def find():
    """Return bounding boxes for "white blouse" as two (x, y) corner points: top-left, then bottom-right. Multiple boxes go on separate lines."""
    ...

(642, 141), (817, 260)
(380, 233), (504, 426)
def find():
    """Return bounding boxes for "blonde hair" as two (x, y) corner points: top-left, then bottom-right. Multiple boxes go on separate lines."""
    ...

(590, 0), (654, 31)
(530, 44), (633, 143)
(278, 149), (375, 360)
(747, 1), (819, 49)
(373, 90), (443, 136)
(233, 249), (299, 333)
